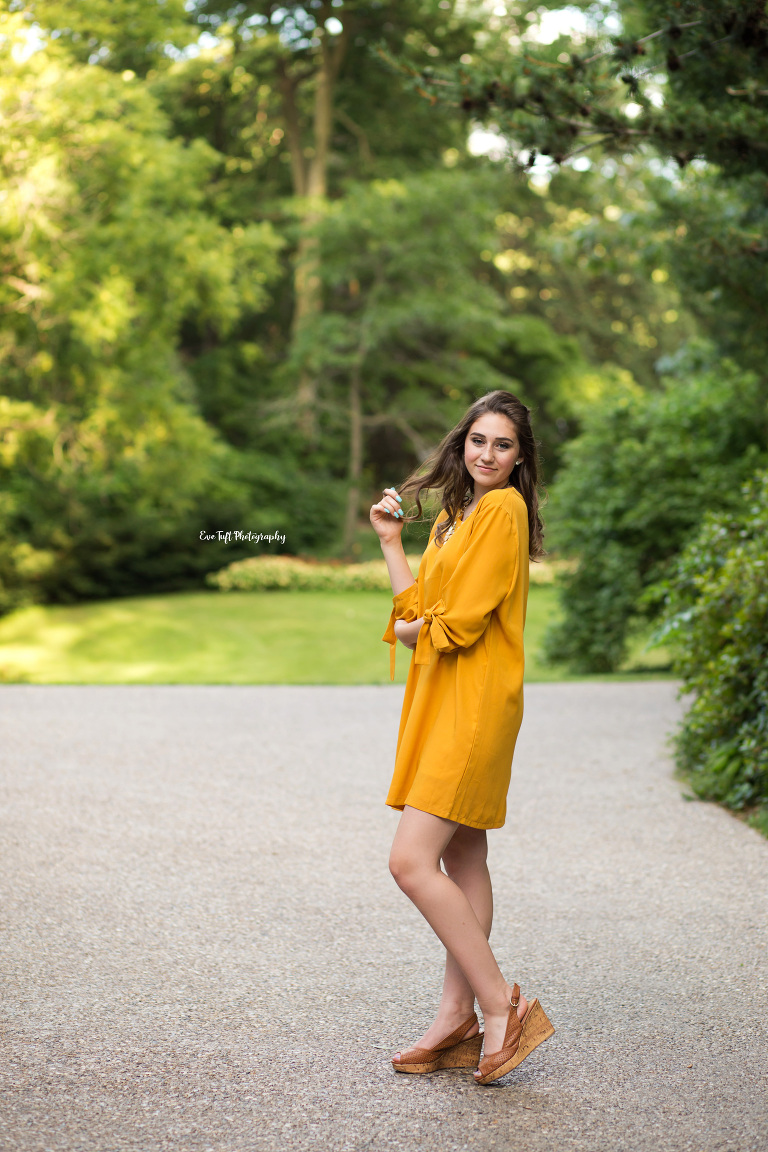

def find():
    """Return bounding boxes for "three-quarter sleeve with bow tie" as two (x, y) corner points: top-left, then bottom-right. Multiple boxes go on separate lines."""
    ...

(413, 501), (519, 668)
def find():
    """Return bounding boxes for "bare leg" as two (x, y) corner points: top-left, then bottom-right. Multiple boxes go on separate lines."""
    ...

(439, 825), (494, 1016)
(389, 806), (527, 1062)
(392, 825), (489, 1056)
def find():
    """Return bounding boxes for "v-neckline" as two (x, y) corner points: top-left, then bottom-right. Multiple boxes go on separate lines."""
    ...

(443, 497), (481, 542)
(458, 493), (486, 522)
(437, 489), (499, 547)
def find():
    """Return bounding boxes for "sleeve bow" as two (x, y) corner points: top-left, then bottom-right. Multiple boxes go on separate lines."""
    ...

(381, 582), (419, 681)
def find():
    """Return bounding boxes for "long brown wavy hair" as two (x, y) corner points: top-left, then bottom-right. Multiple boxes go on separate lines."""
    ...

(395, 391), (545, 560)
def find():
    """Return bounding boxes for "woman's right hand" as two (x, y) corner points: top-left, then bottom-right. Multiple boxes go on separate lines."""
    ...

(370, 487), (406, 544)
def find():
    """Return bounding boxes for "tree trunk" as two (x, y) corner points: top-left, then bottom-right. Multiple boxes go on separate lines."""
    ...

(279, 11), (349, 444)
(342, 358), (363, 559)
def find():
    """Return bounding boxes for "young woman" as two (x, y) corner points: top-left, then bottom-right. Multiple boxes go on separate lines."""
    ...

(369, 390), (554, 1086)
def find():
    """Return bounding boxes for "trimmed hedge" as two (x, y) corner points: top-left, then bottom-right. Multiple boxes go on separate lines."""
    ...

(207, 553), (569, 593)
(207, 555), (421, 592)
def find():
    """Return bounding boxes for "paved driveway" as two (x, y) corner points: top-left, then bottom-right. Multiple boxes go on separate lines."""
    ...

(1, 683), (766, 1151)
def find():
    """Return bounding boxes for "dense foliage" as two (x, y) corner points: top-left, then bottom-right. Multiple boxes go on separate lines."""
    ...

(405, 1), (768, 175)
(0, 0), (699, 612)
(399, 0), (768, 679)
(542, 358), (768, 672)
(657, 470), (768, 826)
(0, 24), (286, 608)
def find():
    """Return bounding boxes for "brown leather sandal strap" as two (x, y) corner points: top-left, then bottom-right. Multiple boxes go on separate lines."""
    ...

(436, 1012), (478, 1051)
(398, 1012), (479, 1062)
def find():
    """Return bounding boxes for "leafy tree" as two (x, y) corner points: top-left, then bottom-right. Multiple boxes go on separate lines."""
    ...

(649, 169), (768, 373)
(399, 1), (768, 377)
(15, 0), (195, 74)
(160, 1), (482, 443)
(403, 1), (768, 174)
(488, 159), (696, 395)
(0, 15), (283, 608)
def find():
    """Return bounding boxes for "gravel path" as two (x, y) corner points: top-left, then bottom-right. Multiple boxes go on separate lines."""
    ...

(1, 683), (766, 1152)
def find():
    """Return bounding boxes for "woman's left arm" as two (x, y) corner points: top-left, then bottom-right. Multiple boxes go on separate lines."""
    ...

(414, 501), (521, 665)
(394, 616), (423, 649)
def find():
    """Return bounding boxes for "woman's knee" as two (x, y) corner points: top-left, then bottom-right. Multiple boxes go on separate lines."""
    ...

(389, 846), (427, 894)
(442, 828), (487, 876)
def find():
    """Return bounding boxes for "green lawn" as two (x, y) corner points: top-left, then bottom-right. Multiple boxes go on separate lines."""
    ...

(0, 586), (671, 684)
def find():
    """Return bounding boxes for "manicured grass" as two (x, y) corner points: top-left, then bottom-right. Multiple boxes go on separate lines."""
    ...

(523, 587), (674, 682)
(0, 586), (671, 684)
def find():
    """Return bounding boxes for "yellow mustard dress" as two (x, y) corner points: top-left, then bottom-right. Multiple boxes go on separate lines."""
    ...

(381, 485), (529, 830)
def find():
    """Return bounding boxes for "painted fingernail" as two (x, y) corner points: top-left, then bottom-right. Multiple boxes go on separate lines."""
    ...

(396, 494), (402, 502)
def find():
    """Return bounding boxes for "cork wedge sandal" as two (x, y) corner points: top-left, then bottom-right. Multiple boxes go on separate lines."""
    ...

(474, 984), (554, 1085)
(391, 1013), (484, 1075)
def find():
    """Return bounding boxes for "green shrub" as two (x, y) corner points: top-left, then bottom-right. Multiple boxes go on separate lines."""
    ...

(657, 469), (768, 821)
(543, 358), (768, 672)
(0, 396), (257, 608)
